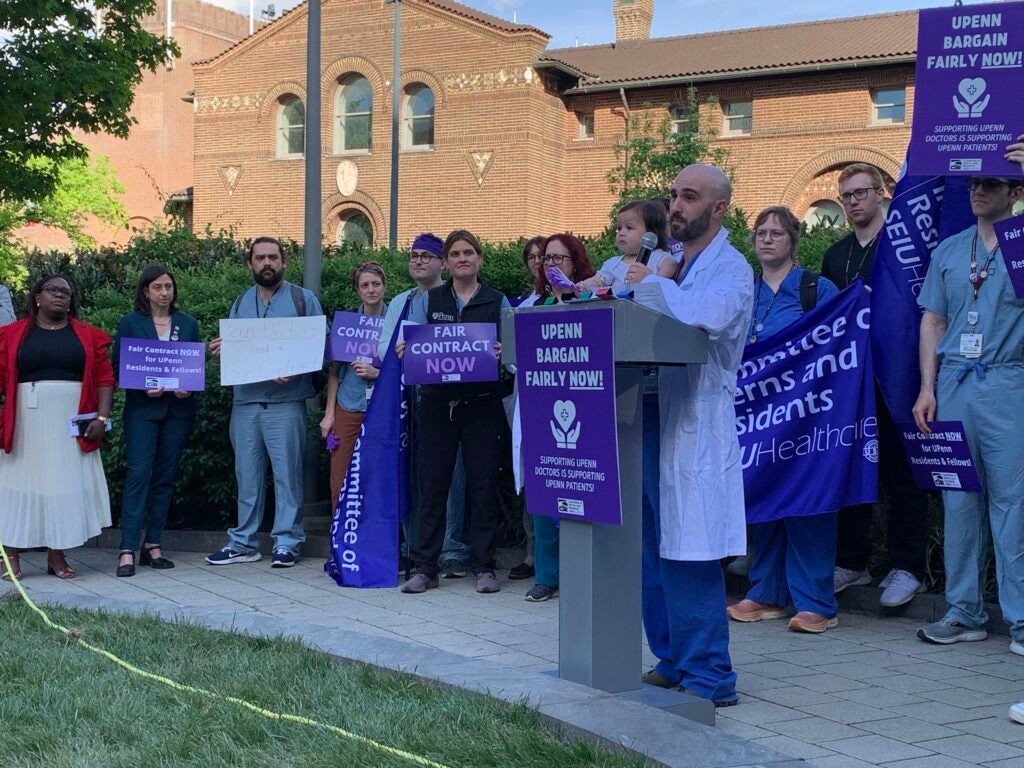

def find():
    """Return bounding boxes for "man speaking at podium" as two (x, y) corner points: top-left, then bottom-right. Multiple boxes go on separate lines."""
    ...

(626, 164), (754, 707)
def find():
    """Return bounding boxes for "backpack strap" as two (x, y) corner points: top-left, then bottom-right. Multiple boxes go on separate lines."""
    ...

(231, 292), (244, 318)
(290, 284), (307, 317)
(799, 269), (819, 313)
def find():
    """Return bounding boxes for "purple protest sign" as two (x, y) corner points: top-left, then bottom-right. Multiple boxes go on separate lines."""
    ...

(896, 421), (983, 492)
(515, 308), (622, 526)
(907, 2), (1024, 176)
(118, 338), (206, 391)
(995, 213), (1024, 299)
(402, 323), (498, 385)
(327, 311), (383, 363)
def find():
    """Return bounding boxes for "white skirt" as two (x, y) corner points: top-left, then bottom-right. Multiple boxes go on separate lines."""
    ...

(0, 381), (111, 549)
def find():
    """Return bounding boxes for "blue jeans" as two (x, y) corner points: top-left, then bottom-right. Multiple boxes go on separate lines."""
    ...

(640, 392), (736, 702)
(228, 402), (306, 555)
(119, 412), (194, 551)
(747, 513), (838, 617)
(533, 513), (559, 587)
(937, 364), (1024, 641)
(440, 449), (469, 566)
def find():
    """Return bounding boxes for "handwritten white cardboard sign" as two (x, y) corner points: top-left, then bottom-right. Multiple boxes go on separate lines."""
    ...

(219, 316), (326, 386)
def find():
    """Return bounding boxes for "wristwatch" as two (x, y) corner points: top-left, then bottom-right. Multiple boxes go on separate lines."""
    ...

(96, 415), (109, 424)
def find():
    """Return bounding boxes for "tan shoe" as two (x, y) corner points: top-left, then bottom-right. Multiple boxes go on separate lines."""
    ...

(788, 611), (839, 633)
(726, 599), (787, 622)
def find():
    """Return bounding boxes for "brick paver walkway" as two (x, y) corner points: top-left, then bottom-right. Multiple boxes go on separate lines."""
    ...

(11, 547), (1024, 768)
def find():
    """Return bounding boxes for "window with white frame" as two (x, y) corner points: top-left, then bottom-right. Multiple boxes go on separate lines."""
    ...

(871, 87), (906, 125)
(721, 100), (752, 136)
(337, 210), (373, 247)
(577, 111), (594, 140)
(335, 74), (372, 153)
(402, 84), (435, 149)
(277, 95), (305, 157)
(669, 106), (692, 134)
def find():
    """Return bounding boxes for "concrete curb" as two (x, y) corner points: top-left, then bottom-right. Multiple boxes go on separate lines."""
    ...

(20, 592), (804, 768)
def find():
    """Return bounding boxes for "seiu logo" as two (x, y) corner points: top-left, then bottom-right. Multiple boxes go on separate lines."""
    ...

(431, 311), (455, 322)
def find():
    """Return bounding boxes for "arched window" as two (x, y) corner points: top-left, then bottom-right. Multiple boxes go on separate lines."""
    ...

(804, 199), (845, 229)
(402, 84), (434, 149)
(277, 96), (305, 157)
(335, 75), (372, 153)
(337, 210), (373, 247)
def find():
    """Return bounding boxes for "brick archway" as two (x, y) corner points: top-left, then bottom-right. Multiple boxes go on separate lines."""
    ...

(257, 80), (307, 125)
(322, 56), (385, 97)
(782, 145), (901, 218)
(322, 191), (386, 247)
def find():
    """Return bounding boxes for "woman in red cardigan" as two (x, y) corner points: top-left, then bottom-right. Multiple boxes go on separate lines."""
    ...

(0, 275), (115, 581)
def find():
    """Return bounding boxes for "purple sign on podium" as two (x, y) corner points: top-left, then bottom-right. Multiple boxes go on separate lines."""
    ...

(897, 420), (983, 492)
(907, 2), (1024, 176)
(327, 311), (383, 363)
(118, 338), (206, 391)
(402, 323), (498, 385)
(515, 308), (621, 525)
(995, 213), (1024, 299)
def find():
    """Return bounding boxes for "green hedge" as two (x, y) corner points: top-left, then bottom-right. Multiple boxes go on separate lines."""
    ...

(6, 220), (850, 530)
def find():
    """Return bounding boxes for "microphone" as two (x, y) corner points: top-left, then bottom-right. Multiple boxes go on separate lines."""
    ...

(637, 231), (658, 266)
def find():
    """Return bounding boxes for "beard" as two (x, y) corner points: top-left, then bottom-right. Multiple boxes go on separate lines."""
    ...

(254, 266), (284, 288)
(671, 204), (713, 243)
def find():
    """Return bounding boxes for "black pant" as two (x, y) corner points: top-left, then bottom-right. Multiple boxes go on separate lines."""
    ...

(411, 396), (506, 577)
(836, 390), (928, 579)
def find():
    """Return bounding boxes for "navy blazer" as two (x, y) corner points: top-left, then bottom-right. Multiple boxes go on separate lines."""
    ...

(113, 311), (202, 420)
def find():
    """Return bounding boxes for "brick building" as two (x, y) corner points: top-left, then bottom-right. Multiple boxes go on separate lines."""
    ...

(191, 0), (917, 247)
(18, 0), (251, 251)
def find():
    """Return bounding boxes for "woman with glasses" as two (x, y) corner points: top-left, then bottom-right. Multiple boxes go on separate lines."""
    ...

(535, 233), (597, 303)
(112, 266), (202, 577)
(321, 261), (388, 507)
(726, 207), (842, 634)
(0, 275), (114, 581)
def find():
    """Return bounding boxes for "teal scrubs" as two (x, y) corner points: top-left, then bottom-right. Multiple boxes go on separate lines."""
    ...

(918, 223), (1024, 640)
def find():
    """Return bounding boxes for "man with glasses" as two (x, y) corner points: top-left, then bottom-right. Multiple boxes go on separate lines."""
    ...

(913, 172), (1024, 649)
(377, 233), (470, 579)
(823, 163), (931, 609)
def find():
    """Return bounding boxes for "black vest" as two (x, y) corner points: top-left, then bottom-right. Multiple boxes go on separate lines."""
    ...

(421, 280), (507, 401)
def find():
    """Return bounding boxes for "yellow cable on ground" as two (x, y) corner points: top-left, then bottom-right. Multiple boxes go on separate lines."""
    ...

(0, 542), (451, 768)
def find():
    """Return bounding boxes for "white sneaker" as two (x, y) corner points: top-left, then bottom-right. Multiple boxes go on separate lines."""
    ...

(1010, 702), (1024, 724)
(834, 566), (872, 594)
(880, 569), (924, 607)
(1010, 640), (1024, 657)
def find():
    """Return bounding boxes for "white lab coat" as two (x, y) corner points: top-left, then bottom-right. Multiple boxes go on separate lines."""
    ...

(641, 227), (754, 561)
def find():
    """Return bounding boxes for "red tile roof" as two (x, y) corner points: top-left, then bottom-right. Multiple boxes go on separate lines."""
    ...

(536, 11), (918, 91)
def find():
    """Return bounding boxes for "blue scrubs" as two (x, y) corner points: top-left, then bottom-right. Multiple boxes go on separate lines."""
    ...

(641, 394), (737, 701)
(743, 266), (840, 617)
(919, 225), (1024, 641)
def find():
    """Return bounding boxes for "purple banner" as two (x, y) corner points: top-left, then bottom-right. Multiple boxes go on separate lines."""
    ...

(896, 421), (983, 492)
(118, 338), (206, 391)
(908, 2), (1024, 176)
(515, 308), (622, 525)
(402, 323), (498, 385)
(739, 284), (877, 523)
(326, 311), (383, 363)
(995, 213), (1024, 299)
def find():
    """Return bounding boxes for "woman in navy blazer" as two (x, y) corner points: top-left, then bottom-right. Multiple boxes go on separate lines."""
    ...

(112, 266), (201, 577)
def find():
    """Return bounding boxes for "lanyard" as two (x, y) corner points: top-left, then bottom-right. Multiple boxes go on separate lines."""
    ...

(254, 284), (283, 318)
(968, 231), (998, 302)
(748, 268), (792, 343)
(675, 248), (703, 285)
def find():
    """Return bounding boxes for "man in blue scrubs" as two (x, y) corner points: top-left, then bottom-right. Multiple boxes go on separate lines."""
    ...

(913, 174), (1024, 650)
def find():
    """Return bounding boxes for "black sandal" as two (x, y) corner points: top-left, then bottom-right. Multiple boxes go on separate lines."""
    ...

(116, 550), (135, 578)
(140, 544), (174, 570)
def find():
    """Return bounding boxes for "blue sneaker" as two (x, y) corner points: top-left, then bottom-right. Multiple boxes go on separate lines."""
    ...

(206, 547), (262, 565)
(271, 549), (297, 568)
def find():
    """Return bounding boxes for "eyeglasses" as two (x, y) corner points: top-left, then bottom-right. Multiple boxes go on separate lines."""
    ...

(968, 178), (1011, 192)
(838, 187), (881, 204)
(755, 229), (788, 241)
(542, 254), (568, 265)
(408, 252), (441, 264)
(41, 286), (73, 298)
(526, 253), (543, 265)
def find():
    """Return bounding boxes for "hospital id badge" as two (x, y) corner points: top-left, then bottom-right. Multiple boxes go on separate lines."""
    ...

(960, 333), (983, 359)
(26, 383), (38, 409)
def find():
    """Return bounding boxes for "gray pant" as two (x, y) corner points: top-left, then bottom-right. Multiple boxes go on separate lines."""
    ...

(228, 402), (306, 555)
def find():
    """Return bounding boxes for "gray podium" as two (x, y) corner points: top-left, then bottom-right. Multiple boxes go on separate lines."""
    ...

(502, 299), (713, 723)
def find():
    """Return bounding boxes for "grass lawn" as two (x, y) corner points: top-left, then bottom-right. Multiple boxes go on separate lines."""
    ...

(0, 599), (649, 768)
